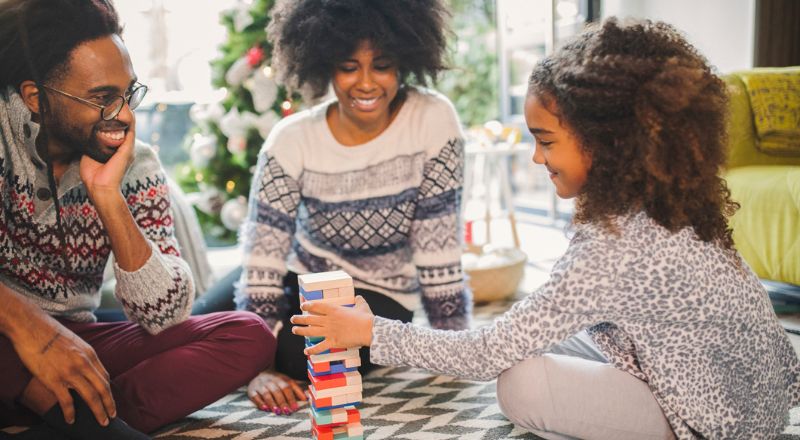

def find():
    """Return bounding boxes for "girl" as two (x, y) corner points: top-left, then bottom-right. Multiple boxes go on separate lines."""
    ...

(292, 18), (800, 440)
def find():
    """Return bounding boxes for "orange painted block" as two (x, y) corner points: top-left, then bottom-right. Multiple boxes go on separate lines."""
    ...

(308, 370), (362, 391)
(312, 421), (364, 440)
(310, 359), (331, 372)
(308, 386), (361, 409)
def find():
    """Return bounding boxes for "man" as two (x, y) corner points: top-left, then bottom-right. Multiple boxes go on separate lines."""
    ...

(0, 0), (276, 438)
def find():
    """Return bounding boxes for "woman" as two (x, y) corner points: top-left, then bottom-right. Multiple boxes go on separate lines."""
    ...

(232, 0), (470, 416)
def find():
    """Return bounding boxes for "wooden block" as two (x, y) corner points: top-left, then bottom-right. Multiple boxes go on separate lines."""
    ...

(309, 347), (360, 364)
(336, 285), (355, 298)
(299, 271), (353, 291)
(308, 370), (361, 391)
(343, 356), (361, 368)
(310, 383), (362, 400)
(312, 420), (364, 440)
(307, 360), (357, 377)
(310, 406), (359, 426)
(305, 338), (348, 352)
(308, 386), (361, 410)
(300, 285), (324, 300)
(306, 335), (325, 344)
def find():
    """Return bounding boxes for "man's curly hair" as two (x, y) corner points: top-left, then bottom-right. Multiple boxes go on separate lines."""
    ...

(267, 0), (449, 99)
(529, 17), (738, 249)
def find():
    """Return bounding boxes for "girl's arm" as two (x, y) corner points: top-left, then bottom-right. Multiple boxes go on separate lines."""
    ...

(293, 235), (615, 381)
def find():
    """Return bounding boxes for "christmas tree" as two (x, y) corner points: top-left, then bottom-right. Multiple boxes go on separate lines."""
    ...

(176, 0), (299, 245)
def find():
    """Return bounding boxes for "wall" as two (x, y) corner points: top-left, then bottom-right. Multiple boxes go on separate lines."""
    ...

(602, 0), (755, 73)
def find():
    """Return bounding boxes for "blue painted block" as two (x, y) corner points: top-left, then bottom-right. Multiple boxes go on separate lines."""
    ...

(310, 400), (361, 412)
(307, 360), (358, 377)
(300, 286), (323, 300)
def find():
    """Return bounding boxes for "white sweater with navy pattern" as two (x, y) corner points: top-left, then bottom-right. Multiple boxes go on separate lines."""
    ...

(235, 88), (470, 330)
(371, 212), (800, 439)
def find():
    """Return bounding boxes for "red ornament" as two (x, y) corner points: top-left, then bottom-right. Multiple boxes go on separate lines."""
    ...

(246, 46), (265, 67)
(281, 100), (293, 117)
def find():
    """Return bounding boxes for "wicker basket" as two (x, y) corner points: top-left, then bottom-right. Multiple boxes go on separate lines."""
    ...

(462, 214), (527, 303)
(463, 246), (527, 303)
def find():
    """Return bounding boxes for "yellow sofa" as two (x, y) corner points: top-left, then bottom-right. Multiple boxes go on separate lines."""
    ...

(723, 67), (800, 288)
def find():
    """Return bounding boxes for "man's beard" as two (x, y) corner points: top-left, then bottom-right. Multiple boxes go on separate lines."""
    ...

(46, 113), (126, 164)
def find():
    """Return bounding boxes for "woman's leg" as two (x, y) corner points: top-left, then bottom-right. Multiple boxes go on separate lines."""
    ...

(496, 333), (675, 440)
(190, 267), (242, 315)
(274, 273), (413, 380)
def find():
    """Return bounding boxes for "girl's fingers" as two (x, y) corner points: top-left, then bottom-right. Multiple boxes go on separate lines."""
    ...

(300, 300), (336, 315)
(303, 339), (330, 356)
(291, 324), (325, 338)
(290, 314), (321, 326)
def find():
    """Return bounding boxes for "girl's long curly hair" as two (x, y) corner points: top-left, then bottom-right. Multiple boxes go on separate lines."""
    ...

(529, 17), (738, 249)
(267, 0), (450, 99)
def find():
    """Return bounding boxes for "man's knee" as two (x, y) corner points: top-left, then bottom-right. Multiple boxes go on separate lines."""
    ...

(221, 311), (275, 371)
(496, 357), (552, 432)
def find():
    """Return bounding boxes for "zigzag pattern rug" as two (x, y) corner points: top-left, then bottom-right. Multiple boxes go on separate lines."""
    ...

(153, 299), (800, 440)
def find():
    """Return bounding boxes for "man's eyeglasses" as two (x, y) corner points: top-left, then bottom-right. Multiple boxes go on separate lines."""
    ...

(42, 83), (148, 121)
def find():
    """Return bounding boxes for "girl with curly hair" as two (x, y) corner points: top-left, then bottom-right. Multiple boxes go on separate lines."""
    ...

(208, 0), (472, 416)
(293, 18), (800, 439)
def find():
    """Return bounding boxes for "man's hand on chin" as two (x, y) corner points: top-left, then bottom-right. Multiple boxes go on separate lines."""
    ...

(80, 124), (135, 203)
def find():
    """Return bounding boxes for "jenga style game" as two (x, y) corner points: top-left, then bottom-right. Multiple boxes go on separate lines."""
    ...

(299, 271), (364, 440)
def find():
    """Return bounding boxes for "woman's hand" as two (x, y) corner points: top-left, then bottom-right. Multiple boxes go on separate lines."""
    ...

(247, 370), (306, 415)
(290, 295), (375, 355)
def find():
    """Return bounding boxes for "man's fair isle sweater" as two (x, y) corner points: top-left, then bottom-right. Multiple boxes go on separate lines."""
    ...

(236, 88), (470, 330)
(0, 88), (193, 334)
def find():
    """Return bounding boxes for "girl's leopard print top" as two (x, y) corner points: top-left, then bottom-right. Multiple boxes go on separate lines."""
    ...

(371, 211), (799, 439)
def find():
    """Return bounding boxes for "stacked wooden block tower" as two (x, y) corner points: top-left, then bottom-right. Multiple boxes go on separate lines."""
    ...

(299, 270), (364, 440)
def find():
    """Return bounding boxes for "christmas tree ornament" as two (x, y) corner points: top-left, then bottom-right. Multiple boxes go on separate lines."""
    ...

(195, 188), (226, 216)
(232, 0), (254, 32)
(220, 196), (249, 230)
(253, 111), (280, 139)
(189, 134), (218, 168)
(189, 101), (226, 124)
(246, 46), (265, 67)
(218, 107), (255, 139)
(246, 66), (278, 112)
(227, 135), (248, 155)
(281, 99), (294, 116)
(224, 56), (254, 87)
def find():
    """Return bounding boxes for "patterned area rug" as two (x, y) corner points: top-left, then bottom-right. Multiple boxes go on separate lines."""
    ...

(152, 298), (800, 439)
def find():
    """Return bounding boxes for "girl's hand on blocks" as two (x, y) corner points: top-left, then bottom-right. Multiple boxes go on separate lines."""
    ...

(291, 295), (374, 355)
(247, 370), (306, 415)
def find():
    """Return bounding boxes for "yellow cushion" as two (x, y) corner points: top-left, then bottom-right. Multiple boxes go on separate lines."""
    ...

(726, 165), (800, 285)
(739, 70), (800, 156)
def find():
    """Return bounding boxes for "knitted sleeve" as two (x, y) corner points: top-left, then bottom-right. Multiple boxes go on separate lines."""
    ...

(234, 150), (301, 329)
(411, 135), (471, 330)
(113, 145), (194, 334)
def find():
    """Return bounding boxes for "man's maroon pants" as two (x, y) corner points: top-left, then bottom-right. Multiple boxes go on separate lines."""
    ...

(0, 311), (275, 433)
